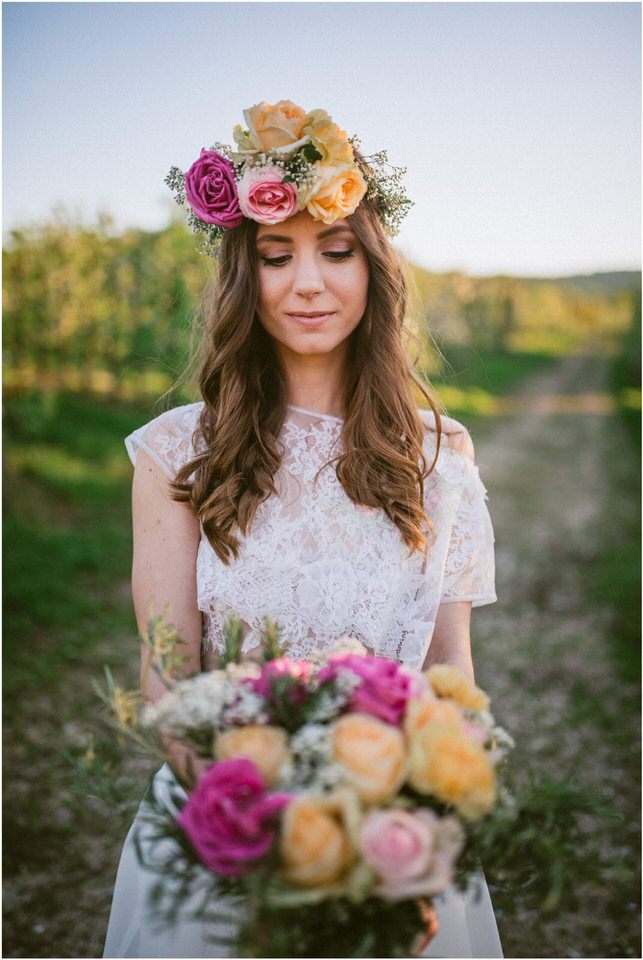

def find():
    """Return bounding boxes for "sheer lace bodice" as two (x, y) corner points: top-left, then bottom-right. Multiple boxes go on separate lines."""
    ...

(125, 402), (496, 671)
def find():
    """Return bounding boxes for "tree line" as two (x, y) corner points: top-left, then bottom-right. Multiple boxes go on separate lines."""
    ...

(3, 212), (639, 400)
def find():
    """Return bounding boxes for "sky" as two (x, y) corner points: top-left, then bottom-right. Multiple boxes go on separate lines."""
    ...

(3, 1), (641, 277)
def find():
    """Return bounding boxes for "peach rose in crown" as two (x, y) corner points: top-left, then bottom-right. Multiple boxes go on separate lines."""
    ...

(214, 725), (290, 787)
(299, 162), (368, 225)
(359, 808), (464, 900)
(240, 100), (310, 156)
(332, 713), (407, 803)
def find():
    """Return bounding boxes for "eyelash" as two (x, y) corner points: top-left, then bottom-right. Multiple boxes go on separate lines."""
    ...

(260, 251), (355, 267)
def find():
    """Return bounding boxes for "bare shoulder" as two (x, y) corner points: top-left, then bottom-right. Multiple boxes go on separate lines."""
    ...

(417, 408), (475, 461)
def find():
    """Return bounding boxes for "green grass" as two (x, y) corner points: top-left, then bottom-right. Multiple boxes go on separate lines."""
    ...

(585, 344), (641, 684)
(425, 346), (560, 422)
(433, 345), (559, 394)
(3, 391), (158, 956)
(3, 391), (147, 699)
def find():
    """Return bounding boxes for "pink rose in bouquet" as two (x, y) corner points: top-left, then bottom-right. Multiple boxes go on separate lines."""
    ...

(319, 654), (412, 726)
(462, 718), (490, 745)
(359, 808), (464, 900)
(248, 657), (311, 710)
(185, 149), (244, 228)
(177, 758), (291, 875)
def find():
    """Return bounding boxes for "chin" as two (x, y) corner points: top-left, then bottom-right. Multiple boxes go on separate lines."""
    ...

(290, 338), (339, 355)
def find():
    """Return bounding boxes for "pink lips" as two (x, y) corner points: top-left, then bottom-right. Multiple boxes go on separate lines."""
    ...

(288, 312), (335, 327)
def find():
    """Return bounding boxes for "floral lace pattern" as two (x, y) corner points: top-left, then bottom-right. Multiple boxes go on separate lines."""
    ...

(124, 402), (496, 671)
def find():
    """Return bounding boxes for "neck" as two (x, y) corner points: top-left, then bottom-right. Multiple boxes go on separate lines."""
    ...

(279, 345), (348, 420)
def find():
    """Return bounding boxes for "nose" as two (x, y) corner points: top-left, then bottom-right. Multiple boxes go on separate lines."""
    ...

(291, 252), (326, 298)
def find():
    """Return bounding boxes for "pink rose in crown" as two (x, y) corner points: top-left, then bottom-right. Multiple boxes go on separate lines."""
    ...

(359, 808), (464, 901)
(237, 165), (299, 225)
(177, 758), (291, 876)
(319, 654), (412, 726)
(184, 149), (244, 228)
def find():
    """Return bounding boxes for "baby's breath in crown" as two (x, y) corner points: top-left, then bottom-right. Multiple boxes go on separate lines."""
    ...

(164, 99), (413, 257)
(350, 136), (414, 237)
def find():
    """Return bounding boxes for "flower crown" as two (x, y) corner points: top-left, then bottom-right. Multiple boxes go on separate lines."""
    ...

(164, 99), (413, 258)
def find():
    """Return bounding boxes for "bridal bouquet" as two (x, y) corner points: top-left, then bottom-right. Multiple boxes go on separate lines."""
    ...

(96, 610), (517, 958)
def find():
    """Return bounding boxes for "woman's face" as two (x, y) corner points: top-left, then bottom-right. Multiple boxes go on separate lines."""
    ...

(255, 210), (370, 359)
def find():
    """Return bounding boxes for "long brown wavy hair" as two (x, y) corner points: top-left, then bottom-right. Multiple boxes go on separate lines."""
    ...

(169, 192), (448, 565)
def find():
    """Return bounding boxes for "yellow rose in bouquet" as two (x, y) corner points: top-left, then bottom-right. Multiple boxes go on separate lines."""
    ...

(409, 723), (497, 820)
(404, 696), (465, 739)
(425, 664), (490, 712)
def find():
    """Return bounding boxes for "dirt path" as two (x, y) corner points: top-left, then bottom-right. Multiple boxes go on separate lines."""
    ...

(470, 353), (640, 958)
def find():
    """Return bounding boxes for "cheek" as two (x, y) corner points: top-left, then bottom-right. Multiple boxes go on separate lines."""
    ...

(341, 260), (369, 315)
(257, 271), (285, 315)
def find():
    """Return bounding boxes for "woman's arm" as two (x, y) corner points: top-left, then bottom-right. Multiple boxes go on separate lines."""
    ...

(421, 422), (480, 682)
(131, 448), (211, 789)
(421, 600), (475, 682)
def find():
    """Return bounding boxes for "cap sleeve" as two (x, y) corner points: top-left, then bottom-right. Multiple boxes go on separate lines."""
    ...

(124, 402), (205, 481)
(440, 453), (497, 607)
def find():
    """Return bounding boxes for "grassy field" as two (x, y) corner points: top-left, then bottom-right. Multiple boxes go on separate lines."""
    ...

(3, 345), (640, 958)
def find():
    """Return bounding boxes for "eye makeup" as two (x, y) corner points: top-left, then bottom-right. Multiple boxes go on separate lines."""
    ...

(260, 250), (355, 267)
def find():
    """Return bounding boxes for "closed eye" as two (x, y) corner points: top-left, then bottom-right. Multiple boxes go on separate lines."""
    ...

(260, 251), (355, 267)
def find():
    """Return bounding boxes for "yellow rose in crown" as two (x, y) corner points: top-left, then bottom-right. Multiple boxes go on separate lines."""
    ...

(299, 162), (368, 224)
(214, 725), (290, 787)
(408, 724), (497, 820)
(332, 713), (407, 803)
(279, 790), (355, 887)
(425, 664), (491, 712)
(302, 109), (355, 166)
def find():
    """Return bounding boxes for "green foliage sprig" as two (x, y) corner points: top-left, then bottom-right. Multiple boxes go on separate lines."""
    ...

(350, 136), (415, 237)
(454, 769), (623, 913)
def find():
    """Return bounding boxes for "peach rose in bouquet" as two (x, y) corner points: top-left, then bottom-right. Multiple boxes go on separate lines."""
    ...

(214, 724), (290, 786)
(332, 713), (407, 803)
(279, 789), (358, 887)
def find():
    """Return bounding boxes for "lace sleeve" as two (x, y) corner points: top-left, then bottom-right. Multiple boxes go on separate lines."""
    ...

(440, 454), (497, 607)
(124, 402), (204, 481)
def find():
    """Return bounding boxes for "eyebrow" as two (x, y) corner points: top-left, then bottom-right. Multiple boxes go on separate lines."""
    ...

(256, 224), (355, 245)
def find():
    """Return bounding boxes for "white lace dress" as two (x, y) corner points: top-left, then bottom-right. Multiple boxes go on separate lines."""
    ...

(103, 402), (503, 959)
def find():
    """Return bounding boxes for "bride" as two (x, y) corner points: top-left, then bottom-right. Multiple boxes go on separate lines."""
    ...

(102, 100), (504, 958)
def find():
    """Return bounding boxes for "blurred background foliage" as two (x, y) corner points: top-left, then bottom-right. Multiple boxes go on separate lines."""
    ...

(3, 211), (639, 404)
(2, 215), (641, 958)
